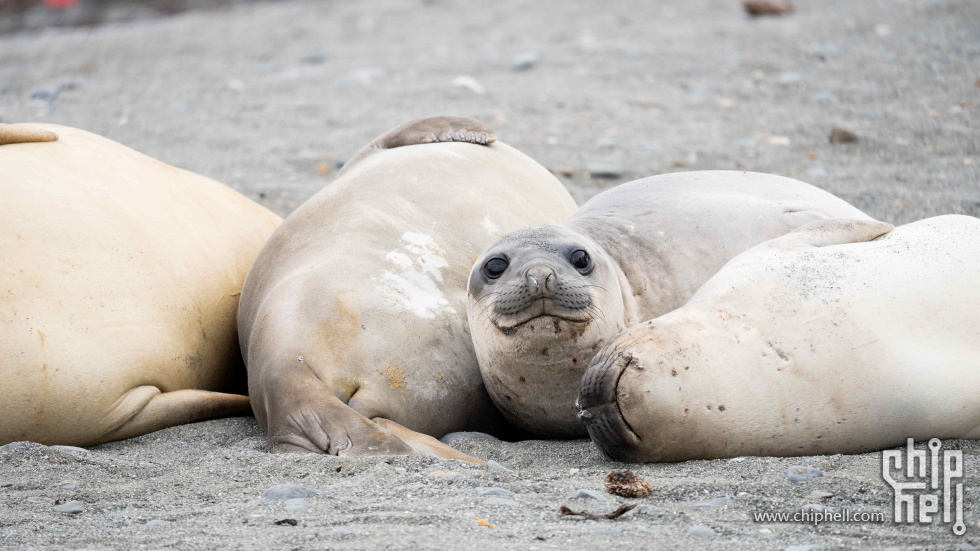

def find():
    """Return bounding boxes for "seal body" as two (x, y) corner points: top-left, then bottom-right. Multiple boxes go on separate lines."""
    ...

(238, 119), (577, 455)
(578, 216), (980, 462)
(0, 123), (281, 446)
(468, 171), (871, 436)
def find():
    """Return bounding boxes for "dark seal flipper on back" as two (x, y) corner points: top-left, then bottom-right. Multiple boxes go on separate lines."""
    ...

(0, 123), (58, 146)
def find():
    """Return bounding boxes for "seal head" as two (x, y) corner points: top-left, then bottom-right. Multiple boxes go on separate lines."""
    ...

(467, 225), (629, 436)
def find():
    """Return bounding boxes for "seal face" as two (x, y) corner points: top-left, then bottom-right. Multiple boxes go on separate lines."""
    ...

(468, 170), (875, 437)
(468, 226), (628, 436)
(578, 216), (980, 462)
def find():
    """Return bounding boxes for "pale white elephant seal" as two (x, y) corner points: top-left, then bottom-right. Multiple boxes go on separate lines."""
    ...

(578, 215), (980, 462)
(0, 123), (281, 447)
(238, 117), (577, 459)
(467, 171), (871, 437)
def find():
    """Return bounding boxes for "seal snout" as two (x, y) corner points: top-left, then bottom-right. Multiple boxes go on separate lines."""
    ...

(577, 346), (642, 462)
(525, 264), (556, 298)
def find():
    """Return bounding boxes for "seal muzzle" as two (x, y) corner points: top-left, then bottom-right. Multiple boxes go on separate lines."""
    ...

(577, 344), (643, 462)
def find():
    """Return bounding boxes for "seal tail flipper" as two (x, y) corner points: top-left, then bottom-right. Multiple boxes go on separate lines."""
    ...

(0, 123), (58, 146)
(372, 418), (487, 465)
(96, 387), (251, 444)
(337, 116), (497, 177)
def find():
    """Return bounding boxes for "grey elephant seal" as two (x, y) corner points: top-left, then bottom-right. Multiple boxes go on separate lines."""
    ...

(578, 215), (980, 462)
(238, 117), (577, 459)
(0, 123), (281, 447)
(467, 171), (870, 437)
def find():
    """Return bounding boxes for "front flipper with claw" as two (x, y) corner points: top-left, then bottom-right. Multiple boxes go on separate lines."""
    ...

(264, 373), (413, 457)
(338, 116), (497, 176)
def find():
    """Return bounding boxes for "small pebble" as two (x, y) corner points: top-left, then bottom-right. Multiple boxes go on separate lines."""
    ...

(693, 497), (732, 508)
(452, 75), (486, 95)
(775, 71), (802, 85)
(484, 497), (518, 506)
(284, 498), (308, 511)
(828, 126), (858, 143)
(786, 466), (822, 483)
(597, 528), (623, 535)
(50, 446), (88, 453)
(264, 483), (317, 501)
(486, 460), (510, 472)
(809, 490), (834, 499)
(498, 529), (516, 538)
(329, 528), (350, 536)
(786, 545), (824, 551)
(54, 501), (84, 514)
(144, 519), (169, 527)
(572, 489), (605, 500)
(511, 51), (539, 72)
(687, 525), (716, 537)
(478, 487), (515, 496)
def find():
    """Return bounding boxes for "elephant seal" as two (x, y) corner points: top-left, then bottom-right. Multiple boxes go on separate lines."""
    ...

(578, 216), (980, 462)
(238, 117), (577, 459)
(0, 123), (281, 447)
(467, 171), (871, 437)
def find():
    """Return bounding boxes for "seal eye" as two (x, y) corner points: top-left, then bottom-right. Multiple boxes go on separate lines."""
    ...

(570, 249), (592, 274)
(483, 256), (509, 279)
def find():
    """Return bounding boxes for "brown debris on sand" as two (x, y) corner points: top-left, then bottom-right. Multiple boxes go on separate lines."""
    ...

(743, 1), (795, 16)
(559, 504), (636, 520)
(604, 470), (653, 498)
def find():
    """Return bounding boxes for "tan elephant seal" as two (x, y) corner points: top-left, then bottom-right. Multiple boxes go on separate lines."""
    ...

(578, 215), (980, 462)
(0, 123), (281, 447)
(467, 171), (871, 437)
(238, 117), (578, 460)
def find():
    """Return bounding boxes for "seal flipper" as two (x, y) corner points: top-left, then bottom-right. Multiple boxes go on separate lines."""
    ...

(372, 418), (487, 465)
(337, 116), (497, 177)
(96, 386), (251, 444)
(0, 123), (58, 146)
(769, 218), (894, 250)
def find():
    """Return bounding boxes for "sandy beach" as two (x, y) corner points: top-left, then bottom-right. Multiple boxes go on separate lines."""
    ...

(1, 0), (978, 548)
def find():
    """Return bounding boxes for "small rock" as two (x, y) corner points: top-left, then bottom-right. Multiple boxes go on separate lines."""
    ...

(486, 460), (510, 472)
(478, 487), (515, 496)
(511, 51), (539, 72)
(693, 497), (732, 508)
(439, 432), (498, 445)
(743, 1), (794, 16)
(284, 498), (308, 511)
(786, 466), (823, 483)
(329, 528), (350, 536)
(264, 484), (317, 501)
(498, 529), (516, 538)
(809, 90), (839, 104)
(484, 497), (518, 506)
(452, 75), (486, 95)
(299, 54), (326, 65)
(586, 160), (624, 179)
(30, 87), (59, 101)
(786, 545), (824, 551)
(809, 490), (834, 499)
(800, 503), (836, 513)
(597, 528), (623, 535)
(54, 501), (84, 514)
(828, 126), (858, 143)
(727, 456), (747, 463)
(572, 489), (605, 500)
(775, 71), (802, 85)
(804, 166), (828, 180)
(144, 519), (169, 527)
(687, 525), (716, 537)
(50, 445), (88, 453)
(768, 135), (791, 146)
